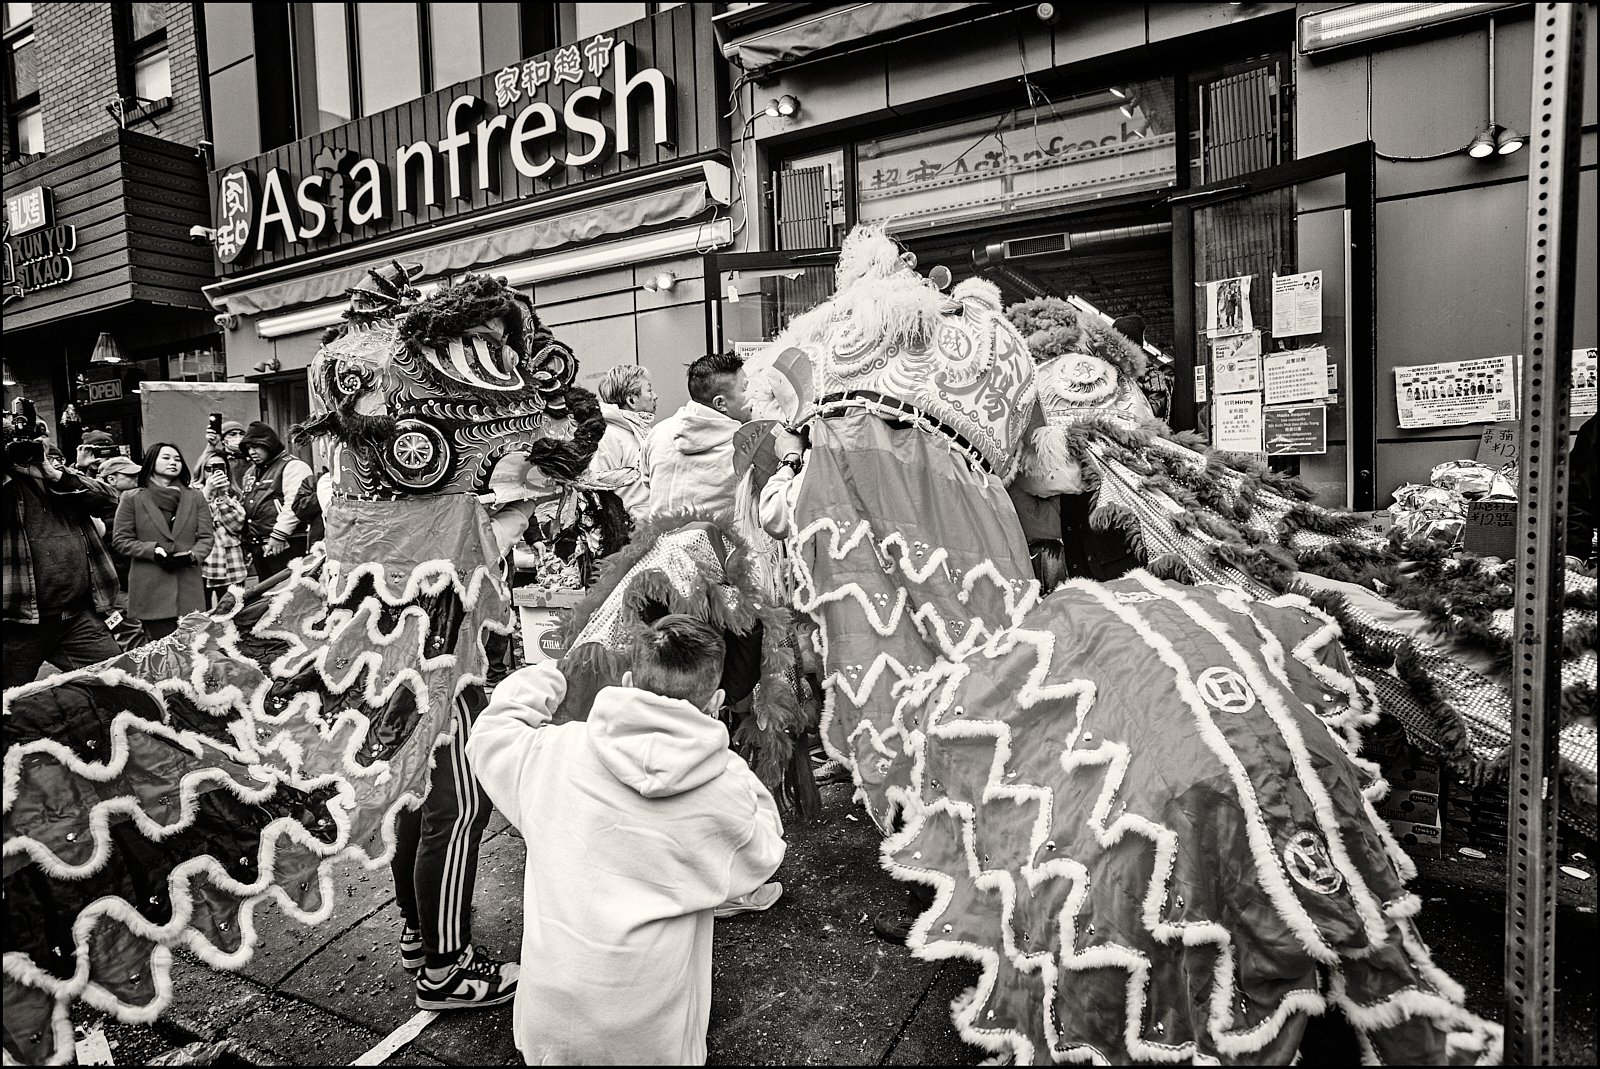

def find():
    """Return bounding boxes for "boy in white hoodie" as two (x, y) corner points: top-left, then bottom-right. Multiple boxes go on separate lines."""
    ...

(466, 614), (786, 1065)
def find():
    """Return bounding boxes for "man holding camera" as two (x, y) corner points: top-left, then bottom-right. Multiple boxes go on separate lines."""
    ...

(3, 432), (124, 688)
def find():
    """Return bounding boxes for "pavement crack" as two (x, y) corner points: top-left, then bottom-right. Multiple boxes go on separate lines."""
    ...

(876, 961), (946, 1065)
(273, 896), (396, 991)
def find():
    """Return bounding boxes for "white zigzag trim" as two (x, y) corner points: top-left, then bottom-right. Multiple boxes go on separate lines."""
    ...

(1069, 578), (1341, 964)
(1135, 573), (1393, 951)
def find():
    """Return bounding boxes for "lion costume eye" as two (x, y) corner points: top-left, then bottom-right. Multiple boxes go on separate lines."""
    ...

(430, 332), (527, 392)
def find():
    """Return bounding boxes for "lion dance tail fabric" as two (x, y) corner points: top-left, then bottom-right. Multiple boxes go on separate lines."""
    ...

(885, 577), (1500, 1064)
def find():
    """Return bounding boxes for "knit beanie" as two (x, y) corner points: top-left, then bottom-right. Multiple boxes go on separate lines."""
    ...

(221, 420), (246, 436)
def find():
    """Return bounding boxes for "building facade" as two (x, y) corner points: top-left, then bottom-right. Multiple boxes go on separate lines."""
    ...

(199, 1), (729, 427)
(709, 1), (1597, 508)
(3, 1), (220, 456)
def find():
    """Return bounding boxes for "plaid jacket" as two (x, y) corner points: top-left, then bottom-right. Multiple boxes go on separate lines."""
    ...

(202, 488), (250, 587)
(3, 469), (123, 625)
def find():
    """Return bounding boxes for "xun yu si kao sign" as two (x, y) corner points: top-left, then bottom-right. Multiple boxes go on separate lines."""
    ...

(3, 186), (76, 305)
(214, 34), (675, 266)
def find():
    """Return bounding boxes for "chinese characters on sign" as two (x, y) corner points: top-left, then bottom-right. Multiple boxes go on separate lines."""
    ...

(1214, 393), (1263, 453)
(216, 32), (677, 264)
(1394, 356), (1517, 428)
(3, 186), (75, 303)
(1264, 404), (1328, 456)
(1573, 347), (1597, 419)
(1262, 346), (1330, 405)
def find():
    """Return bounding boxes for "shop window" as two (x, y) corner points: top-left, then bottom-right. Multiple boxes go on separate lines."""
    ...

(4, 3), (40, 158)
(849, 77), (1178, 234)
(482, 3), (560, 76)
(428, 3), (484, 90)
(575, 3), (646, 39)
(123, 2), (171, 105)
(355, 3), (423, 116)
(775, 148), (846, 250)
(291, 2), (353, 134)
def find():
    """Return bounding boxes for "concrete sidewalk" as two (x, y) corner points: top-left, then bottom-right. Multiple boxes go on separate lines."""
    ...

(148, 781), (981, 1066)
(123, 781), (1596, 1066)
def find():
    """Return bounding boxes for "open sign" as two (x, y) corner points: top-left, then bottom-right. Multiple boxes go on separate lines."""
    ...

(86, 379), (123, 403)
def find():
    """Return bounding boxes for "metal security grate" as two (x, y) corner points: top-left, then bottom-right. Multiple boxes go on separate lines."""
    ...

(776, 164), (833, 250)
(1196, 62), (1283, 184)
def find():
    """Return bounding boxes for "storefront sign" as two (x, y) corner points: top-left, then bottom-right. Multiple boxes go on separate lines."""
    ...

(5, 186), (53, 234)
(215, 34), (679, 265)
(1394, 356), (1517, 428)
(86, 379), (123, 404)
(855, 78), (1177, 228)
(1264, 404), (1328, 455)
(2, 187), (76, 304)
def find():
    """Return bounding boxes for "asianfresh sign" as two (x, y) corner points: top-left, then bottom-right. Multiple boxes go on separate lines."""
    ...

(2, 187), (76, 304)
(214, 34), (676, 266)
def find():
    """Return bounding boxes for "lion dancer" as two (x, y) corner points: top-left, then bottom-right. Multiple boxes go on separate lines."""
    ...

(759, 224), (1500, 1064)
(3, 267), (603, 1062)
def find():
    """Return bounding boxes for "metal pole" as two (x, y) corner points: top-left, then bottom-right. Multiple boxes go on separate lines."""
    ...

(1504, 4), (1586, 1064)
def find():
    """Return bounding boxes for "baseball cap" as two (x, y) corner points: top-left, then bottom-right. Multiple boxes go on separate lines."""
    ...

(99, 456), (142, 478)
(80, 429), (115, 446)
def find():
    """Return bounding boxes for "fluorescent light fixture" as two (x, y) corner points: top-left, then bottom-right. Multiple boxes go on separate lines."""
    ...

(256, 221), (733, 339)
(1298, 3), (1520, 55)
(1107, 86), (1127, 99)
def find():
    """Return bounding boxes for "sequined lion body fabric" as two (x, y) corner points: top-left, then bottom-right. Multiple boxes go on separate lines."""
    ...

(2, 271), (593, 1065)
(773, 225), (1500, 1063)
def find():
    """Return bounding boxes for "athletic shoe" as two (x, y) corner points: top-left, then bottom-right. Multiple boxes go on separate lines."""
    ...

(414, 945), (518, 1010)
(399, 924), (425, 973)
(713, 881), (784, 919)
(812, 758), (851, 785)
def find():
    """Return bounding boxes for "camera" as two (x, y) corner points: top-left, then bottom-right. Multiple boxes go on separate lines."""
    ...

(209, 411), (223, 437)
(85, 444), (119, 459)
(4, 398), (48, 469)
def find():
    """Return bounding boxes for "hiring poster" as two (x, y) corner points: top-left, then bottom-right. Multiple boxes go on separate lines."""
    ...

(1394, 356), (1517, 428)
(1271, 271), (1323, 338)
(1205, 275), (1254, 337)
(1214, 393), (1263, 453)
(1263, 346), (1330, 405)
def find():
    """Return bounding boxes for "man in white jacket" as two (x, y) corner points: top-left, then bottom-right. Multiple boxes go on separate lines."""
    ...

(466, 614), (786, 1065)
(642, 352), (752, 523)
(587, 365), (658, 519)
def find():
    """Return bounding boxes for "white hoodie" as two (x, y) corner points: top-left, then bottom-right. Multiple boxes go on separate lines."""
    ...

(466, 662), (785, 1066)
(587, 403), (654, 517)
(641, 401), (742, 522)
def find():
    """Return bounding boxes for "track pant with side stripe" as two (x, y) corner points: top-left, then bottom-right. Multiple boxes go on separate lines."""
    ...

(391, 692), (493, 968)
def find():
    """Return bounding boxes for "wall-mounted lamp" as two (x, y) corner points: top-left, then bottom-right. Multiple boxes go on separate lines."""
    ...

(1467, 18), (1525, 159)
(89, 332), (127, 366)
(1034, 3), (1061, 26)
(763, 95), (800, 119)
(641, 271), (677, 294)
(252, 357), (281, 374)
(1107, 86), (1128, 100)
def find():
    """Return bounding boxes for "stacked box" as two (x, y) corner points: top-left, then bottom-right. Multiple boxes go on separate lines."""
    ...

(1379, 746), (1443, 858)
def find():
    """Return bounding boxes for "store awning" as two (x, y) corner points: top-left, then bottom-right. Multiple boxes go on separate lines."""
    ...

(208, 164), (728, 318)
(716, 2), (985, 72)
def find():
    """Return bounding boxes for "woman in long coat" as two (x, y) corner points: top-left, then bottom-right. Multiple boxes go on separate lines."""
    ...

(112, 442), (214, 639)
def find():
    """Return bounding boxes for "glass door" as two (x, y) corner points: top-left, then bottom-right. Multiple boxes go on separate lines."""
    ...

(1172, 143), (1375, 509)
(703, 249), (840, 368)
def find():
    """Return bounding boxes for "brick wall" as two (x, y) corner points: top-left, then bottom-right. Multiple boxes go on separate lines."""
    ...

(5, 2), (207, 169)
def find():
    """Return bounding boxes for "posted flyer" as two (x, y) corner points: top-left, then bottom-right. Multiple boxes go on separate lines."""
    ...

(1394, 356), (1517, 428)
(1205, 274), (1254, 337)
(1214, 393), (1263, 453)
(1271, 270), (1323, 338)
(1263, 346), (1330, 405)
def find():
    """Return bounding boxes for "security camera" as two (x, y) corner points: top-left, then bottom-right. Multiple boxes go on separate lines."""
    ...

(189, 224), (217, 242)
(213, 312), (238, 331)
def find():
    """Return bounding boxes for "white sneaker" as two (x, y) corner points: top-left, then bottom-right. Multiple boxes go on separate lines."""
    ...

(713, 882), (783, 919)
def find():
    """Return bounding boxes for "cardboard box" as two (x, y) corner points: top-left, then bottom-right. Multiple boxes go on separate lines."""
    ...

(1388, 750), (1442, 795)
(1376, 788), (1440, 824)
(1387, 816), (1443, 858)
(518, 605), (571, 665)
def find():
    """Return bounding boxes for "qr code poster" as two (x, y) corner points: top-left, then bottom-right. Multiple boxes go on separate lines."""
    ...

(1394, 356), (1517, 429)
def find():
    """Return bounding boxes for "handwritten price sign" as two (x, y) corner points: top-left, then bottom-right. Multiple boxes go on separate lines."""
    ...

(1475, 425), (1518, 466)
